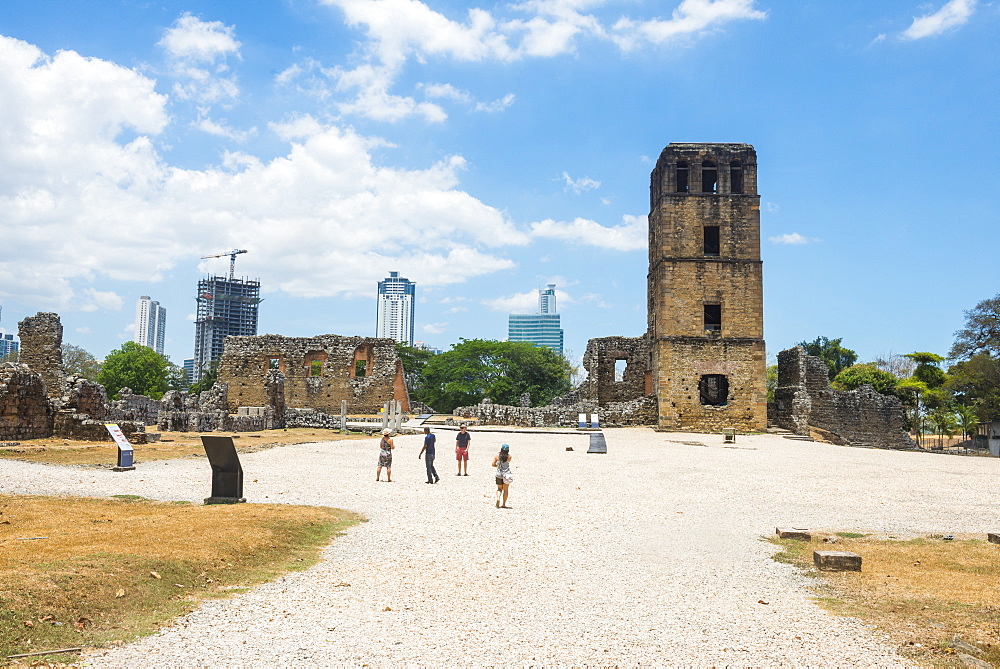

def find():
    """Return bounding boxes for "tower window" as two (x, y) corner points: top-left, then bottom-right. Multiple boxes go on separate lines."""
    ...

(699, 374), (729, 406)
(704, 304), (721, 333)
(676, 161), (689, 193)
(355, 360), (367, 378)
(703, 226), (720, 256)
(614, 358), (627, 382)
(701, 160), (717, 193)
(730, 160), (743, 194)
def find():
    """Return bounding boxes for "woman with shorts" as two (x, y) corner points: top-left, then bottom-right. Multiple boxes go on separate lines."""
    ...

(492, 443), (513, 508)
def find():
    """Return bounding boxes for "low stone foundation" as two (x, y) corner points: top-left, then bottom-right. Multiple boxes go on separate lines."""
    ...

(454, 395), (658, 428)
(0, 364), (54, 439)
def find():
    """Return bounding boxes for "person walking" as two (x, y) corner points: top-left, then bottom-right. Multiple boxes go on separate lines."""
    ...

(493, 443), (513, 508)
(455, 425), (471, 476)
(418, 427), (439, 484)
(376, 428), (395, 482)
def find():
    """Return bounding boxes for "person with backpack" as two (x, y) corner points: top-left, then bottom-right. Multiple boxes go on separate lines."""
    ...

(492, 443), (513, 508)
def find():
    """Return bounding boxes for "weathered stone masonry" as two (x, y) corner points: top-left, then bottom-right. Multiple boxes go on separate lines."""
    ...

(647, 143), (767, 431)
(771, 346), (914, 449)
(217, 334), (409, 415)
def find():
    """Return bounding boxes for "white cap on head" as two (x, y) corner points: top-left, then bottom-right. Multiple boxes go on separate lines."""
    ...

(381, 428), (391, 435)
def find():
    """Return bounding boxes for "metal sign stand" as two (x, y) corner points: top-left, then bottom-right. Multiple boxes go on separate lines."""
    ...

(200, 436), (246, 504)
(104, 423), (135, 471)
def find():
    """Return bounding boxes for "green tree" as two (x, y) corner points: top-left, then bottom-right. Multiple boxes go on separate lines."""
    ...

(928, 409), (958, 448)
(832, 363), (898, 396)
(950, 294), (1000, 359)
(97, 341), (170, 400)
(798, 336), (858, 380)
(166, 363), (189, 391)
(904, 352), (946, 389)
(188, 359), (218, 394)
(955, 403), (980, 441)
(946, 353), (1000, 421)
(0, 349), (18, 363)
(896, 377), (929, 447)
(395, 342), (436, 402)
(63, 343), (101, 381)
(421, 339), (572, 413)
(765, 364), (778, 403)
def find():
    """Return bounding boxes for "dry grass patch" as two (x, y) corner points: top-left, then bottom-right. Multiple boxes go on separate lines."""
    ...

(771, 532), (1000, 666)
(0, 494), (363, 664)
(0, 428), (367, 466)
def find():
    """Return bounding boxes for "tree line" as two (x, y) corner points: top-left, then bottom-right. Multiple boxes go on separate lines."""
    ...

(774, 293), (1000, 447)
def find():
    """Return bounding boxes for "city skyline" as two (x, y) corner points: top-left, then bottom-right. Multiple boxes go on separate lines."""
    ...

(133, 295), (166, 355)
(508, 284), (564, 354)
(0, 1), (995, 369)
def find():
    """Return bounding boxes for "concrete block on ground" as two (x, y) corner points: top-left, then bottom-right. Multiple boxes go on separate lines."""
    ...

(987, 533), (1000, 545)
(776, 527), (811, 541)
(813, 550), (862, 572)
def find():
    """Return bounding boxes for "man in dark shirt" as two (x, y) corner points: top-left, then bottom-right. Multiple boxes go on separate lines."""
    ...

(418, 427), (439, 484)
(455, 425), (471, 476)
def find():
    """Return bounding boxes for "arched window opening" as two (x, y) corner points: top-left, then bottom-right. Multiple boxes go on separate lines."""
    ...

(676, 161), (689, 193)
(699, 374), (729, 406)
(701, 160), (717, 193)
(730, 160), (743, 194)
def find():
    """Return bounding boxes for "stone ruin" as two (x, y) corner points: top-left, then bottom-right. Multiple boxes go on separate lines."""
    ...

(217, 333), (409, 415)
(454, 336), (658, 428)
(0, 313), (146, 442)
(769, 346), (914, 449)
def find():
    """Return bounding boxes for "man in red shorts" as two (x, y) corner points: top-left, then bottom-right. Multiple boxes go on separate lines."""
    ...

(455, 424), (471, 476)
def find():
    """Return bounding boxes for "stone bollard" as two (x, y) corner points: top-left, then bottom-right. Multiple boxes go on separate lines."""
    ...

(776, 527), (811, 541)
(813, 551), (862, 572)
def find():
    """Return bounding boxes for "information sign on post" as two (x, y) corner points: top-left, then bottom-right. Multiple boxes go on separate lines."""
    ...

(104, 423), (136, 471)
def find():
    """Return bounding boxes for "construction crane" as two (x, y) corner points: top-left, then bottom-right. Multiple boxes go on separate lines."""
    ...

(201, 249), (248, 281)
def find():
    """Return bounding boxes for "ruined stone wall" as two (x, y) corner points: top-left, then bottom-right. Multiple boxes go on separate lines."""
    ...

(0, 364), (54, 439)
(455, 395), (657, 428)
(653, 338), (767, 432)
(578, 336), (650, 405)
(105, 388), (161, 426)
(64, 377), (108, 420)
(217, 334), (408, 415)
(772, 347), (914, 449)
(17, 312), (65, 401)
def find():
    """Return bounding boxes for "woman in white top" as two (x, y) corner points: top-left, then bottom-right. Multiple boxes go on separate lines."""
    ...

(492, 444), (513, 508)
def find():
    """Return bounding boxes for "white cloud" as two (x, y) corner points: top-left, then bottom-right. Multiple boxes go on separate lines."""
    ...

(561, 171), (601, 193)
(611, 0), (767, 50)
(901, 0), (977, 40)
(475, 93), (515, 112)
(195, 115), (257, 141)
(530, 214), (647, 251)
(0, 38), (532, 311)
(420, 82), (472, 102)
(422, 322), (448, 334)
(159, 12), (241, 62)
(871, 33), (887, 44)
(311, 0), (766, 121)
(483, 291), (539, 313)
(159, 13), (242, 104)
(768, 233), (818, 245)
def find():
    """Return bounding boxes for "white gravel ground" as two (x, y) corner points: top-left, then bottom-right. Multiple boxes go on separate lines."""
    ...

(5, 428), (1000, 666)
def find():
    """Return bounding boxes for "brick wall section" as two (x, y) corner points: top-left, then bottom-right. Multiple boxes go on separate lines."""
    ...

(455, 395), (658, 428)
(647, 143), (766, 431)
(218, 334), (408, 415)
(17, 312), (66, 401)
(772, 347), (914, 448)
(106, 388), (162, 425)
(0, 364), (54, 439)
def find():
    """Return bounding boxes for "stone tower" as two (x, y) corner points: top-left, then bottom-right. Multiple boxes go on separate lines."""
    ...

(647, 143), (766, 431)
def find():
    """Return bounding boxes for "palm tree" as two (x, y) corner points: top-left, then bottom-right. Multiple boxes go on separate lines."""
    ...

(928, 409), (958, 449)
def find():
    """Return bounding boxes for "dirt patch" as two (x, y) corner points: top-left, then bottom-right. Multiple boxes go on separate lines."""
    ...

(0, 494), (363, 664)
(0, 428), (367, 466)
(770, 531), (1000, 666)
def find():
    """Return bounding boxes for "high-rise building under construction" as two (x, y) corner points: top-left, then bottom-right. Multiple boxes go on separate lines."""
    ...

(193, 275), (260, 382)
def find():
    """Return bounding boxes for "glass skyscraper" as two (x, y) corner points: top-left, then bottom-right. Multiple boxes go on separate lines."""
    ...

(377, 271), (415, 346)
(134, 295), (166, 355)
(508, 284), (564, 355)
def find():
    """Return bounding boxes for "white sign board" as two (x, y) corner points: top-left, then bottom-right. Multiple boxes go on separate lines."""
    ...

(104, 423), (134, 453)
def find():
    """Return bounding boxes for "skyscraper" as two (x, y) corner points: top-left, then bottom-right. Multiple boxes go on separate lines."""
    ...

(376, 271), (415, 346)
(508, 284), (564, 355)
(134, 295), (166, 355)
(193, 275), (261, 382)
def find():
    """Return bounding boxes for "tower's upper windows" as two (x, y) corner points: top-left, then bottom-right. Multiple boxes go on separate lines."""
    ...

(676, 161), (689, 193)
(701, 160), (717, 193)
(730, 160), (743, 194)
(703, 226), (720, 256)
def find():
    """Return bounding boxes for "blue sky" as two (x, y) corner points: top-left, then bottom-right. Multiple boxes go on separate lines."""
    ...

(0, 0), (996, 372)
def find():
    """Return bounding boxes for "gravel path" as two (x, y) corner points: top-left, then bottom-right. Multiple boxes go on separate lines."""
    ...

(5, 428), (999, 666)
